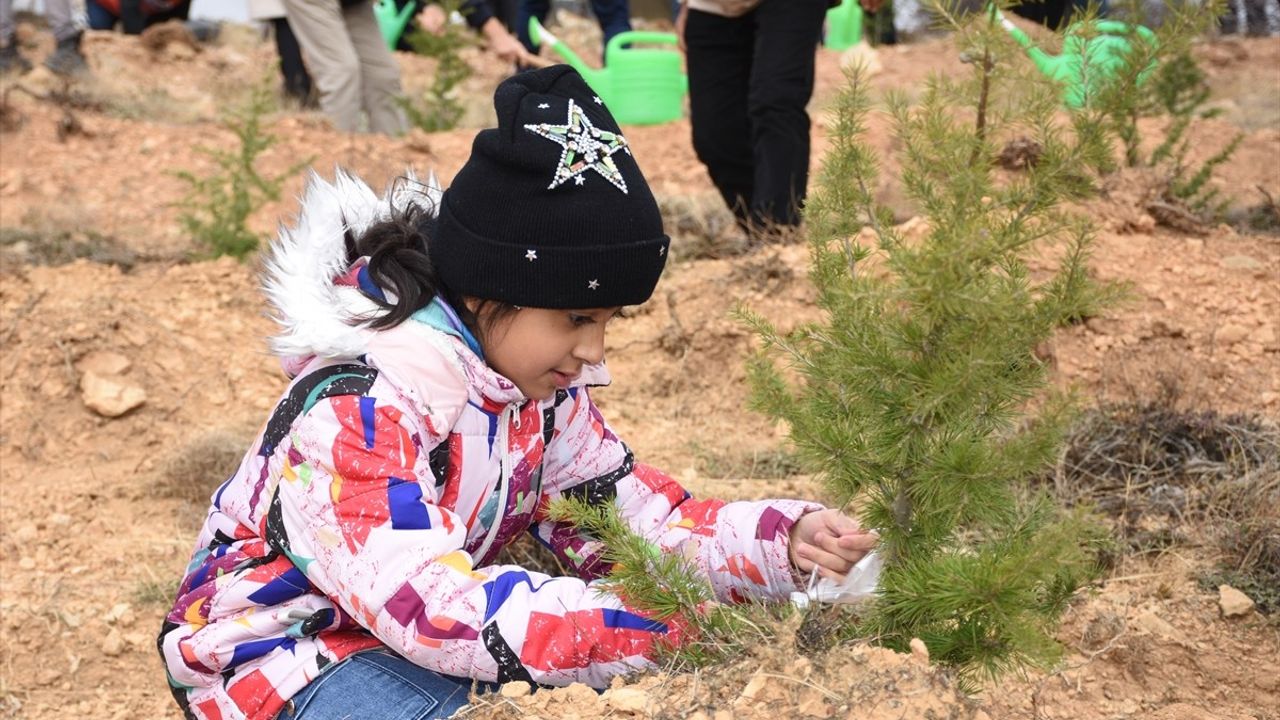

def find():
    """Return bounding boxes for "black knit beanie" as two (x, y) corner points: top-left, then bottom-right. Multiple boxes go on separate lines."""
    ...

(432, 65), (670, 309)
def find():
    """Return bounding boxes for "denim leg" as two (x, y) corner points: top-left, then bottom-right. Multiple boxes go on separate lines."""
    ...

(84, 0), (117, 31)
(282, 649), (498, 720)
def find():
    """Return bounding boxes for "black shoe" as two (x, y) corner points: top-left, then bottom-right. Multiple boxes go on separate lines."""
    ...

(0, 42), (32, 75)
(43, 32), (88, 76)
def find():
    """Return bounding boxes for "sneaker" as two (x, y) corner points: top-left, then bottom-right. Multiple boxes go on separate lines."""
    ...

(43, 32), (88, 76)
(0, 42), (32, 75)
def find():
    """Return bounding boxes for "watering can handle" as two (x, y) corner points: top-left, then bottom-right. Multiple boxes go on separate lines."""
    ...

(605, 30), (681, 58)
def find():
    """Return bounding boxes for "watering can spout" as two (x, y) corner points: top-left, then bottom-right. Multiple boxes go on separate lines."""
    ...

(528, 17), (605, 88)
(374, 0), (415, 51)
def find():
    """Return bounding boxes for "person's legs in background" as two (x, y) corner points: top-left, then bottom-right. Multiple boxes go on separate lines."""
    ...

(42, 0), (87, 74)
(744, 0), (825, 229)
(589, 0), (631, 59)
(343, 0), (408, 135)
(685, 8), (756, 229)
(283, 0), (367, 132)
(0, 0), (32, 74)
(516, 0), (551, 54)
(272, 16), (314, 104)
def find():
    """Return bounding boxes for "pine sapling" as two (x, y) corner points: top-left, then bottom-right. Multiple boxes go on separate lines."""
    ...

(401, 0), (476, 132)
(738, 4), (1114, 688)
(175, 83), (310, 260)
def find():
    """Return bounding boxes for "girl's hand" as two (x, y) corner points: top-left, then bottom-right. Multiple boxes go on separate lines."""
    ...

(788, 509), (878, 581)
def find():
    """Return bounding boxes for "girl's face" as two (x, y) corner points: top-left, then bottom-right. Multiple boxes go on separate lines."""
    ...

(471, 304), (622, 401)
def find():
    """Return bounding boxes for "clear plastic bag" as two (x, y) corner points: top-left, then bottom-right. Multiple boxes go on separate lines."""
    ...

(790, 550), (883, 609)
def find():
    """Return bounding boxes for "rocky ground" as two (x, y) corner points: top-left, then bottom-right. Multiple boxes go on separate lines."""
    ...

(0, 12), (1277, 720)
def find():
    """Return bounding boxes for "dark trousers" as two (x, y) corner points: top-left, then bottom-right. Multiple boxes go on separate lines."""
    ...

(272, 17), (313, 102)
(685, 0), (826, 229)
(516, 0), (632, 59)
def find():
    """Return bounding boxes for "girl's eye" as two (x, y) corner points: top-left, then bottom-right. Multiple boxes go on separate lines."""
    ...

(569, 314), (593, 327)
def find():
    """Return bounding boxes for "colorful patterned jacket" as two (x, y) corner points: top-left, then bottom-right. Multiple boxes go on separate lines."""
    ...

(158, 172), (821, 720)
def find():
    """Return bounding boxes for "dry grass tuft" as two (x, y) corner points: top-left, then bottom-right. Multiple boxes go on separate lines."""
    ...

(1048, 381), (1279, 612)
(154, 428), (252, 513)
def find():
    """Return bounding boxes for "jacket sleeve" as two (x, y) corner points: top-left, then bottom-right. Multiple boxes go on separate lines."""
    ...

(534, 387), (823, 604)
(274, 384), (681, 688)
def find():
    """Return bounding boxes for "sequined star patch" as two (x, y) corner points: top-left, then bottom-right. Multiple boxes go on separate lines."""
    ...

(523, 99), (630, 193)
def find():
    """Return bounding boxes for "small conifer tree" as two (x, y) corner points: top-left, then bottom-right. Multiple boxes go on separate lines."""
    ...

(1078, 0), (1239, 217)
(176, 84), (310, 260)
(401, 0), (476, 132)
(735, 3), (1114, 687)
(555, 2), (1121, 690)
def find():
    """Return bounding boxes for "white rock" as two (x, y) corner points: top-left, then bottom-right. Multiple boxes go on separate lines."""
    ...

(1218, 585), (1255, 617)
(101, 629), (125, 657)
(80, 370), (146, 418)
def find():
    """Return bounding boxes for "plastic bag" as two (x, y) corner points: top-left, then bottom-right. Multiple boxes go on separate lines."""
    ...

(790, 550), (883, 609)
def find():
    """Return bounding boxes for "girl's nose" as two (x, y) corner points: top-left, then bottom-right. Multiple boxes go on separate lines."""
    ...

(574, 327), (606, 365)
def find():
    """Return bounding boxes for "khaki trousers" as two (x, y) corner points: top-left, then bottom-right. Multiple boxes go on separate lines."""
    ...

(282, 0), (407, 135)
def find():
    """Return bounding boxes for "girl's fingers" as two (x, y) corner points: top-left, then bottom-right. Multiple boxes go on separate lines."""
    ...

(795, 542), (858, 575)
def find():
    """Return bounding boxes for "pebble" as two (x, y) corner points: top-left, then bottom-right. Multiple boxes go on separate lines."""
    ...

(101, 629), (125, 657)
(80, 370), (147, 418)
(1218, 585), (1255, 617)
(18, 557), (36, 570)
(1216, 324), (1250, 345)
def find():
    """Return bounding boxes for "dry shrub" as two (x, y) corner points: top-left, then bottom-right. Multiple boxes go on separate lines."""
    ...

(656, 194), (746, 260)
(155, 428), (252, 512)
(1048, 380), (1280, 612)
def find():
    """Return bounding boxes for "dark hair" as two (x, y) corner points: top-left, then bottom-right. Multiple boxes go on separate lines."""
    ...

(351, 186), (518, 344)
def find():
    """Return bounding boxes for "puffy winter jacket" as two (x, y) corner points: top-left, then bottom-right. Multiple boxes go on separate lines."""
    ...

(158, 172), (820, 720)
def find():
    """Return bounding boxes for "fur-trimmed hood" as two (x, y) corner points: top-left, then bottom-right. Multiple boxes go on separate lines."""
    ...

(261, 168), (442, 362)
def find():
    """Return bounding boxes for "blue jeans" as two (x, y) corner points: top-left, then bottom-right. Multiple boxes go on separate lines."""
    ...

(278, 649), (499, 720)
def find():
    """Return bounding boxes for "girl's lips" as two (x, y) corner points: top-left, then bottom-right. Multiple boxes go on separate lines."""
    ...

(551, 370), (579, 388)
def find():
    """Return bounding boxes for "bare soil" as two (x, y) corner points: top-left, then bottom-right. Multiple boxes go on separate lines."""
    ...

(0, 16), (1277, 720)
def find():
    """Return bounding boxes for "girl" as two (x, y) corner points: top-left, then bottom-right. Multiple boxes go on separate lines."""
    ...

(159, 66), (876, 720)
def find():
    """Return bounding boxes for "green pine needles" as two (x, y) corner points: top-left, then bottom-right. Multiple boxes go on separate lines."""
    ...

(175, 84), (309, 260)
(1079, 0), (1240, 217)
(401, 0), (477, 133)
(737, 6), (1114, 688)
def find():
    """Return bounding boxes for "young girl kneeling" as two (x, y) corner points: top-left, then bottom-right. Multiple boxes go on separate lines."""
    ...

(159, 66), (877, 720)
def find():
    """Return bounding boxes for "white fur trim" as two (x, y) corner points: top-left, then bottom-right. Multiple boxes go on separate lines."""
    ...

(261, 168), (442, 359)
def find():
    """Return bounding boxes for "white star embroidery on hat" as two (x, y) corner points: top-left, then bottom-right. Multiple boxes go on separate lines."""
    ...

(523, 99), (629, 193)
(538, 103), (549, 109)
(588, 279), (599, 290)
(593, 95), (602, 105)
(659, 245), (666, 256)
(525, 249), (537, 261)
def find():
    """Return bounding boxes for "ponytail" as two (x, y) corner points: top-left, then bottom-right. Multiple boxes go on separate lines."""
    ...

(353, 198), (439, 330)
(350, 183), (518, 344)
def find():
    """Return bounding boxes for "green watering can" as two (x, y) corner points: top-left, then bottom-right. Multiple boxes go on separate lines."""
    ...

(374, 0), (415, 50)
(824, 0), (864, 51)
(996, 9), (1158, 109)
(528, 17), (688, 126)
